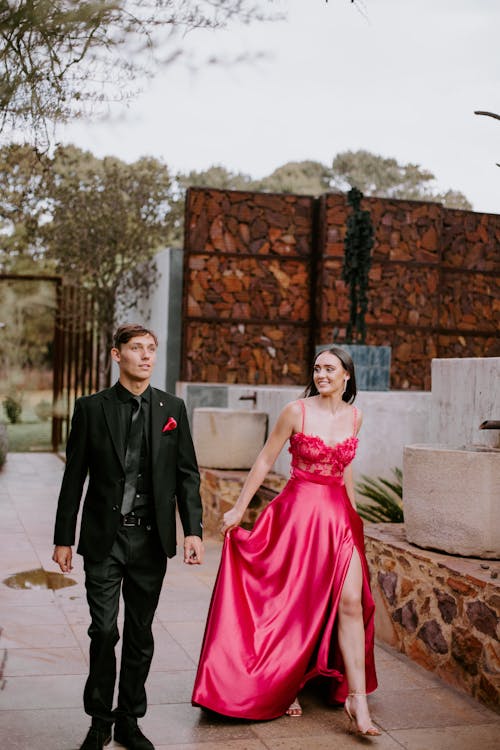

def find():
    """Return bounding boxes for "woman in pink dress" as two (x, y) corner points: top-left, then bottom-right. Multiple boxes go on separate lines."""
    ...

(192, 347), (379, 736)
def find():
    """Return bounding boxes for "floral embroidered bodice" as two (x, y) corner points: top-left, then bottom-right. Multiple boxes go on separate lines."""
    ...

(289, 402), (358, 479)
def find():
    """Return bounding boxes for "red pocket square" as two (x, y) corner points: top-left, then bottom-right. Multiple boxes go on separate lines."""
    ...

(162, 417), (177, 432)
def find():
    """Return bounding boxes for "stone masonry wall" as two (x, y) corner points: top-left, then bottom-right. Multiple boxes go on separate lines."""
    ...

(183, 188), (499, 390)
(199, 467), (285, 536)
(366, 524), (500, 713)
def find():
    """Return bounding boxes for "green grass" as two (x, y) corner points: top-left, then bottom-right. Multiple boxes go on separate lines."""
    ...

(1, 389), (55, 452)
(4, 421), (52, 451)
(1, 389), (53, 423)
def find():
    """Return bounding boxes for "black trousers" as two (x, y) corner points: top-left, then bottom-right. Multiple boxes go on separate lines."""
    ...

(83, 523), (167, 724)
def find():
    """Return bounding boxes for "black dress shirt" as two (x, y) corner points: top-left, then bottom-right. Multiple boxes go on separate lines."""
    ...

(115, 381), (153, 515)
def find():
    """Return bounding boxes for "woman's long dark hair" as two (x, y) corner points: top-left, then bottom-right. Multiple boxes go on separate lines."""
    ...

(303, 346), (357, 404)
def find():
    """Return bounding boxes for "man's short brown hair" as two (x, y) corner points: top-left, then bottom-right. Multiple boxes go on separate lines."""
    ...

(113, 323), (159, 349)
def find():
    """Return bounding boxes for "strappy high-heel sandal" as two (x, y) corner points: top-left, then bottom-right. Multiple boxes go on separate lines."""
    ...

(285, 698), (302, 716)
(344, 691), (381, 736)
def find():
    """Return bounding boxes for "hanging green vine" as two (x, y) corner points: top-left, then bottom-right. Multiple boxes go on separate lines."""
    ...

(342, 186), (374, 343)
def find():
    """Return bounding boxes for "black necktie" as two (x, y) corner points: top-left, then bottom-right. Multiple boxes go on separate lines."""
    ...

(121, 395), (143, 515)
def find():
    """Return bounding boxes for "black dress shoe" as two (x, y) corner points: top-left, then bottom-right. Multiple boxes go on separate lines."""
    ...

(79, 725), (112, 750)
(114, 718), (155, 750)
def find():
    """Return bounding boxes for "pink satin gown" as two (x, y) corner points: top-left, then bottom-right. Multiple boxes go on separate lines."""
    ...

(192, 402), (377, 720)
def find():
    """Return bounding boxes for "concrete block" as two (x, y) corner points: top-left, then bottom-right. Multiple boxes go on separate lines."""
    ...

(403, 444), (500, 558)
(193, 408), (268, 470)
(185, 384), (228, 426)
(177, 381), (433, 480)
(429, 357), (500, 450)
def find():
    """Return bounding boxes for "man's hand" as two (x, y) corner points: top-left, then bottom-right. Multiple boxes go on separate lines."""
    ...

(183, 535), (204, 565)
(52, 545), (73, 573)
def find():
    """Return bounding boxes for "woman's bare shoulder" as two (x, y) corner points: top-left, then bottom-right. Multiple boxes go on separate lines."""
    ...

(278, 399), (306, 427)
(287, 398), (305, 413)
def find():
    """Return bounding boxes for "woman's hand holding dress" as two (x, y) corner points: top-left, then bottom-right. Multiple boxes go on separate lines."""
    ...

(219, 402), (300, 537)
(221, 507), (244, 535)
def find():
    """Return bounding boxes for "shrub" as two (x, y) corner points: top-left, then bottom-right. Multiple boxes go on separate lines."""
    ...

(3, 396), (22, 424)
(355, 467), (403, 523)
(34, 400), (53, 422)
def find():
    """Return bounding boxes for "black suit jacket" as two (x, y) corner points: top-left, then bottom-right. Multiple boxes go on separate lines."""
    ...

(53, 384), (202, 562)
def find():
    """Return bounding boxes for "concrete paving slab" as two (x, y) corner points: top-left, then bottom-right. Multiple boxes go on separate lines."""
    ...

(1, 604), (69, 626)
(370, 685), (498, 730)
(150, 742), (268, 750)
(0, 673), (85, 710)
(147, 624), (197, 671)
(164, 621), (207, 660)
(146, 670), (198, 705)
(145, 703), (257, 746)
(0, 586), (56, 606)
(154, 598), (211, 624)
(0, 708), (88, 750)
(389, 724), (500, 750)
(1, 622), (80, 650)
(3, 647), (87, 677)
(375, 653), (457, 692)
(1, 452), (499, 750)
(262, 734), (403, 749)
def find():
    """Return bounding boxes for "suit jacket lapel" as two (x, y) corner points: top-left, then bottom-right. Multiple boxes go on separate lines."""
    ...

(102, 387), (126, 471)
(151, 388), (167, 468)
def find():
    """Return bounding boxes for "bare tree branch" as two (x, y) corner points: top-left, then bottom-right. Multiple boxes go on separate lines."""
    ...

(0, 0), (281, 143)
(474, 110), (500, 121)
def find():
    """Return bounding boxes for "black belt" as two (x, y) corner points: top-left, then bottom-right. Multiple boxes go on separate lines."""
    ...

(120, 513), (153, 527)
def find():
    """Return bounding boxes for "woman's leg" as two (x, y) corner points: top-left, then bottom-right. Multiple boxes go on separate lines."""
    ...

(337, 547), (378, 733)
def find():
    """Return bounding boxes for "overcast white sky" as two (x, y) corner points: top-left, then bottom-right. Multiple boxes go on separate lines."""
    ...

(60, 0), (500, 214)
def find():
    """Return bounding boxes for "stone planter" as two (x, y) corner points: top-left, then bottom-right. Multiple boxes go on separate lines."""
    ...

(192, 408), (268, 470)
(403, 444), (500, 558)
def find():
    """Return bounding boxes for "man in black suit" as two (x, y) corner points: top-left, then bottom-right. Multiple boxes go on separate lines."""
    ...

(53, 323), (203, 750)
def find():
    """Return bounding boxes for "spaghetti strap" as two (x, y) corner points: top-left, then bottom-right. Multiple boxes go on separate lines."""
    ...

(352, 406), (358, 436)
(299, 399), (306, 433)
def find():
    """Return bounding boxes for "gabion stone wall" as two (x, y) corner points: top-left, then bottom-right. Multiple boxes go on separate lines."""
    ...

(317, 194), (499, 390)
(183, 189), (314, 384)
(182, 188), (499, 389)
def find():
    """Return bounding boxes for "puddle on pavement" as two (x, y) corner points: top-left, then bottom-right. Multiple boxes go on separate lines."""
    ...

(2, 568), (77, 590)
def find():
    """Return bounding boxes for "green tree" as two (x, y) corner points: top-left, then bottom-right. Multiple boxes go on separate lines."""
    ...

(0, 1), (278, 142)
(180, 152), (472, 208)
(0, 279), (56, 405)
(179, 160), (333, 196)
(41, 145), (177, 371)
(178, 165), (253, 192)
(254, 160), (333, 195)
(331, 149), (472, 209)
(0, 143), (51, 272)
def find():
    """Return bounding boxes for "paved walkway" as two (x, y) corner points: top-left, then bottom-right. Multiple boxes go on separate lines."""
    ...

(0, 453), (499, 750)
